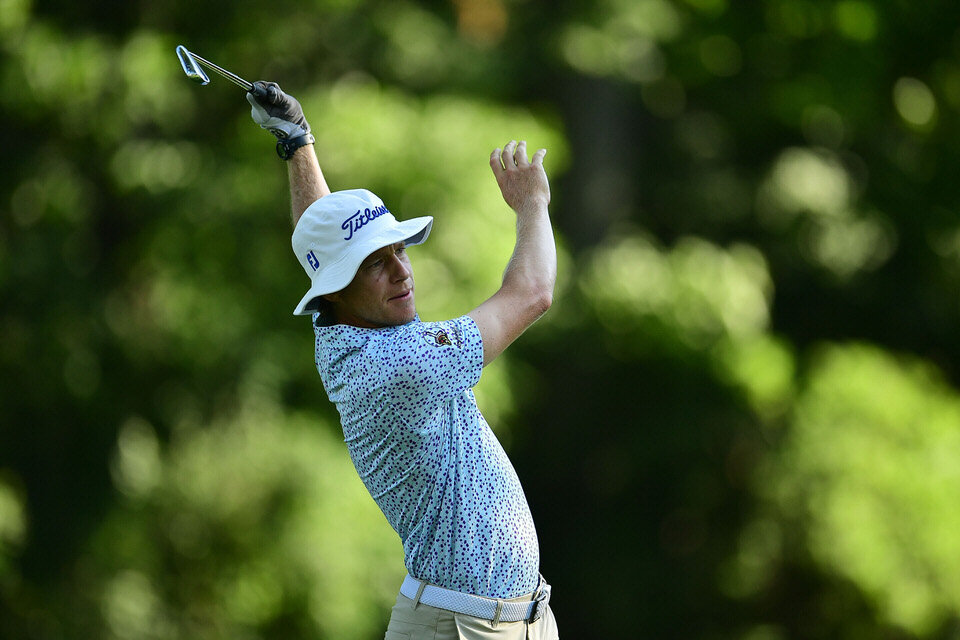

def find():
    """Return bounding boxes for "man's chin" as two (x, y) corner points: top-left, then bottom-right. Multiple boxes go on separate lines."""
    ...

(390, 295), (416, 323)
(380, 307), (417, 327)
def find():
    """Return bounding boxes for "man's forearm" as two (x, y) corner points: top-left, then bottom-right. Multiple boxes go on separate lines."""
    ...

(287, 144), (331, 227)
(502, 203), (557, 311)
(467, 142), (554, 365)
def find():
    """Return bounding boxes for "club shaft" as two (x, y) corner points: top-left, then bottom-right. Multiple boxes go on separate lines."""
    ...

(189, 52), (253, 91)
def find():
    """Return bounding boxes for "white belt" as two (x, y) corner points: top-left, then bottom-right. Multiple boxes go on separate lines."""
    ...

(400, 574), (551, 624)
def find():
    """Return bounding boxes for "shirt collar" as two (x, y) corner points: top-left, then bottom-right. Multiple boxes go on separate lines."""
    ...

(315, 315), (422, 348)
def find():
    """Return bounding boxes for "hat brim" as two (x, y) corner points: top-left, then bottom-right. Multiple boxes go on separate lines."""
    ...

(293, 215), (433, 316)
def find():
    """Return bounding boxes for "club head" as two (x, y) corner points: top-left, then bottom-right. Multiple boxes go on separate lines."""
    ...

(176, 45), (210, 85)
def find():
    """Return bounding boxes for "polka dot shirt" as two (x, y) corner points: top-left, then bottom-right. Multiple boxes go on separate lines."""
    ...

(313, 314), (540, 599)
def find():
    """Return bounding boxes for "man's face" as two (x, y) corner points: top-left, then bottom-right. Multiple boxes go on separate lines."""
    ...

(325, 242), (417, 328)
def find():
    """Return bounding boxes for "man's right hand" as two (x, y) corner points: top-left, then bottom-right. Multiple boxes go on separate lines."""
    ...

(470, 140), (556, 366)
(246, 81), (311, 140)
(489, 140), (550, 216)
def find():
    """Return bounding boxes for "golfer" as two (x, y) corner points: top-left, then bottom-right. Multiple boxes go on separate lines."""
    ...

(248, 82), (559, 640)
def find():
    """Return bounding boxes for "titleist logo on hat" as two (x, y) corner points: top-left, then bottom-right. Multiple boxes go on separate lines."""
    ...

(342, 205), (389, 240)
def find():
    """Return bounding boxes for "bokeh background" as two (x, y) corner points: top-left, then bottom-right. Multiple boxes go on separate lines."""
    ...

(4, 0), (960, 638)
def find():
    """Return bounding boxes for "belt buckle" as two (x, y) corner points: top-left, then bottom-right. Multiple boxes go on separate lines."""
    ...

(528, 581), (551, 622)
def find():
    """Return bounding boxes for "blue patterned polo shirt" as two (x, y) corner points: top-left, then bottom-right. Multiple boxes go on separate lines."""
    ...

(313, 314), (540, 599)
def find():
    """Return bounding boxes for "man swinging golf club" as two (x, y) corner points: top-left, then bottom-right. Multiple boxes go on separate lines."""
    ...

(247, 81), (559, 640)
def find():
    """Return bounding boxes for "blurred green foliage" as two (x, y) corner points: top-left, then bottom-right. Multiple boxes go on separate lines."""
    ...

(95, 408), (402, 640)
(769, 345), (960, 635)
(5, 0), (960, 638)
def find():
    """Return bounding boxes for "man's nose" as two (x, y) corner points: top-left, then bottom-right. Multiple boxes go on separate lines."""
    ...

(388, 254), (410, 280)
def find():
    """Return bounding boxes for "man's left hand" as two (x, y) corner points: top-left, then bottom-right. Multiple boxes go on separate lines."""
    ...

(247, 81), (311, 140)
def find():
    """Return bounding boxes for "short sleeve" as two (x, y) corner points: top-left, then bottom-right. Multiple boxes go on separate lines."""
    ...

(377, 315), (483, 403)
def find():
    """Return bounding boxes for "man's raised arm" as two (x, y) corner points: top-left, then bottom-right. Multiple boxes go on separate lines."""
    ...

(247, 81), (331, 226)
(286, 145), (330, 226)
(468, 140), (556, 366)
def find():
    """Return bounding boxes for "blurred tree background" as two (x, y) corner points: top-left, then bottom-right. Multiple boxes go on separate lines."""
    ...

(4, 0), (960, 637)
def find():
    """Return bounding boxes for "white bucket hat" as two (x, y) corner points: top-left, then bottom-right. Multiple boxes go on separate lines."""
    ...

(291, 189), (433, 315)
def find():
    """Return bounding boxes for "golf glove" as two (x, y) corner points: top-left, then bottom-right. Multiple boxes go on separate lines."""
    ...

(247, 81), (315, 159)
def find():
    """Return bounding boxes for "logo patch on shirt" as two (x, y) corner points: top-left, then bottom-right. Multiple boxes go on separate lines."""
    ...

(423, 327), (463, 348)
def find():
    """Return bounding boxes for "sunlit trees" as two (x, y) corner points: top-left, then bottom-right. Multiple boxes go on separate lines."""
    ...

(5, 0), (960, 638)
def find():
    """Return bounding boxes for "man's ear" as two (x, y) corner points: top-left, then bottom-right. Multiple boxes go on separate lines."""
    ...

(322, 293), (340, 303)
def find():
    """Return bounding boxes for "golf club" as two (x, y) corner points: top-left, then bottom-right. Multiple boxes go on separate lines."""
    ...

(176, 45), (263, 96)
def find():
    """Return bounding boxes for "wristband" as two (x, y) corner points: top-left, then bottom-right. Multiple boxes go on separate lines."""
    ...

(276, 133), (315, 160)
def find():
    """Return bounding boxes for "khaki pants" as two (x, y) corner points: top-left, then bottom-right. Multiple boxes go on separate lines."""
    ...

(384, 591), (560, 640)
